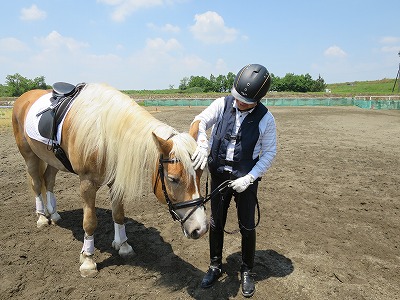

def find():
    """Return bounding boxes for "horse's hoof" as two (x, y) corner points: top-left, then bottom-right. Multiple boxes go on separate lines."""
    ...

(80, 267), (98, 278)
(36, 215), (50, 228)
(112, 241), (135, 258)
(79, 253), (98, 278)
(50, 212), (61, 224)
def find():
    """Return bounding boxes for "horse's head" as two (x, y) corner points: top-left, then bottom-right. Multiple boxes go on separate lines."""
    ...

(152, 131), (208, 239)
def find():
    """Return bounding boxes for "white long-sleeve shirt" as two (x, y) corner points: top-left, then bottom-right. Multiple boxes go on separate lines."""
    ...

(193, 96), (277, 179)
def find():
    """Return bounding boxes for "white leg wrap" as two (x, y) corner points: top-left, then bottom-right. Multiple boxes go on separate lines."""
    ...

(81, 235), (95, 256)
(35, 195), (45, 215)
(112, 223), (134, 257)
(46, 191), (57, 214)
(114, 223), (128, 245)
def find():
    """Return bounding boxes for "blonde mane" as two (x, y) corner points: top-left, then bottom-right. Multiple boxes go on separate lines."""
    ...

(68, 83), (197, 201)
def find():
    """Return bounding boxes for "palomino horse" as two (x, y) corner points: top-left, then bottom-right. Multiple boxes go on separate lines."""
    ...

(12, 83), (208, 277)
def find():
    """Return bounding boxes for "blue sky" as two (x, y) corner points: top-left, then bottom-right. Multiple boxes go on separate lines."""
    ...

(1, 0), (399, 90)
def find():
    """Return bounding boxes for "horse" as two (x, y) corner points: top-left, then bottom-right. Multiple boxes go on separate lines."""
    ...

(11, 82), (208, 277)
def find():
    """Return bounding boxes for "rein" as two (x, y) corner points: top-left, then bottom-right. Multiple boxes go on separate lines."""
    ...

(156, 155), (205, 225)
(202, 178), (261, 234)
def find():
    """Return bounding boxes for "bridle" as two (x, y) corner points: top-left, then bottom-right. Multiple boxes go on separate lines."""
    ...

(155, 154), (261, 232)
(155, 154), (205, 225)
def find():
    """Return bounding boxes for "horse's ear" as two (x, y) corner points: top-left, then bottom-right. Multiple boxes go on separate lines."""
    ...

(152, 132), (173, 154)
(189, 120), (200, 140)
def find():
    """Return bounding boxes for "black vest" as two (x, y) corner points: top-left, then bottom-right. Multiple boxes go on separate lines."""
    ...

(208, 96), (268, 177)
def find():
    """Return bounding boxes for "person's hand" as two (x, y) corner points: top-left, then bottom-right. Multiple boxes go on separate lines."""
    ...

(229, 174), (254, 193)
(192, 140), (208, 170)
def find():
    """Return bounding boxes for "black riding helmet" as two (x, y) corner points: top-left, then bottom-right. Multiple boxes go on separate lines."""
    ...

(231, 64), (271, 104)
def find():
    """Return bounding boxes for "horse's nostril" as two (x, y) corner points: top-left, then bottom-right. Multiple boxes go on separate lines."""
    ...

(190, 229), (201, 239)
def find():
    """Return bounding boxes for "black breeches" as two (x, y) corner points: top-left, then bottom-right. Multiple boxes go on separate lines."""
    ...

(209, 172), (258, 234)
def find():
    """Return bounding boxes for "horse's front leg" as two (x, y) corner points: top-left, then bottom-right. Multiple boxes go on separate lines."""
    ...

(111, 195), (135, 258)
(79, 178), (99, 277)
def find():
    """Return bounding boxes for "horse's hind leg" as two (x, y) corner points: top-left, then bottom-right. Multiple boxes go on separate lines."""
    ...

(43, 165), (61, 223)
(111, 195), (134, 258)
(23, 153), (51, 228)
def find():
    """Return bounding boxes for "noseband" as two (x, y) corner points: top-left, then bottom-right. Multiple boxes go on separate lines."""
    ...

(155, 155), (205, 225)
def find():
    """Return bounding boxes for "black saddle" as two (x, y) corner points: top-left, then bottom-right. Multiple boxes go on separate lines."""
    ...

(37, 82), (85, 140)
(37, 82), (86, 173)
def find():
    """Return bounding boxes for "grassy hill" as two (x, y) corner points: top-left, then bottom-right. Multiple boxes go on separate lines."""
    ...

(326, 78), (399, 95)
(123, 78), (400, 99)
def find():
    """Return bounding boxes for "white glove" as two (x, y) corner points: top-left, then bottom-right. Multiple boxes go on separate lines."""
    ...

(192, 137), (208, 170)
(229, 174), (255, 193)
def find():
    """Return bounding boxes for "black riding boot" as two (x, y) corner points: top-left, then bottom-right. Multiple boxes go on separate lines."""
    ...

(201, 229), (224, 288)
(241, 229), (256, 297)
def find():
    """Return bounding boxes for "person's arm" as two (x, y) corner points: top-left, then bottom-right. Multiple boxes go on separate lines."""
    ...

(248, 112), (277, 180)
(190, 97), (225, 170)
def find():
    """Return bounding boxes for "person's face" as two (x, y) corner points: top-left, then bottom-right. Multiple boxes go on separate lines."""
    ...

(235, 99), (257, 111)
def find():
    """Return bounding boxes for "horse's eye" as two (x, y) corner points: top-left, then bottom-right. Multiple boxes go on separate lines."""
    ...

(167, 176), (180, 184)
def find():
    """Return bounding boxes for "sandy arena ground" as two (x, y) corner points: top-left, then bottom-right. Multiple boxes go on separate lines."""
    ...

(0, 106), (399, 300)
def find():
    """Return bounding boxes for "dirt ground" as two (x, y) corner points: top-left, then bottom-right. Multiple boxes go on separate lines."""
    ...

(0, 106), (399, 300)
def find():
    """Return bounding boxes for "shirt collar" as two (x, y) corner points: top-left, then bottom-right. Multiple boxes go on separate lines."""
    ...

(232, 101), (256, 113)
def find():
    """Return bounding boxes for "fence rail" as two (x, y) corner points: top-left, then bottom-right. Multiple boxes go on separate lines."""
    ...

(2, 97), (400, 110)
(143, 97), (400, 110)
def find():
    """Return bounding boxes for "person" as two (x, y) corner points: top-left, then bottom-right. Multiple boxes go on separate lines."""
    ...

(190, 63), (277, 298)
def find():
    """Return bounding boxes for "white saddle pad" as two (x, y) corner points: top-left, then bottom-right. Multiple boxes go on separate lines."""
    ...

(25, 92), (72, 145)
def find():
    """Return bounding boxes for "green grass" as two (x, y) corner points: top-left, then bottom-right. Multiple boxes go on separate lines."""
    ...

(0, 108), (12, 128)
(326, 78), (399, 95)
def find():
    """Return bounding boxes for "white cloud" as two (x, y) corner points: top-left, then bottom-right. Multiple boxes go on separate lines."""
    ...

(35, 31), (89, 52)
(181, 55), (208, 70)
(145, 38), (182, 52)
(161, 23), (180, 33)
(381, 46), (400, 53)
(190, 11), (238, 44)
(0, 38), (29, 52)
(98, 0), (183, 22)
(380, 36), (400, 44)
(20, 4), (46, 21)
(147, 23), (181, 33)
(379, 36), (400, 55)
(324, 46), (347, 58)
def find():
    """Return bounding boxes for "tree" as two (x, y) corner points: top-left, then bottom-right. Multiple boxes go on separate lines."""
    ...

(214, 74), (227, 92)
(179, 77), (189, 90)
(311, 74), (326, 92)
(31, 76), (48, 90)
(188, 76), (213, 92)
(6, 73), (30, 97)
(5, 73), (50, 97)
(225, 72), (235, 92)
(269, 73), (326, 92)
(0, 84), (9, 97)
(178, 71), (326, 93)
